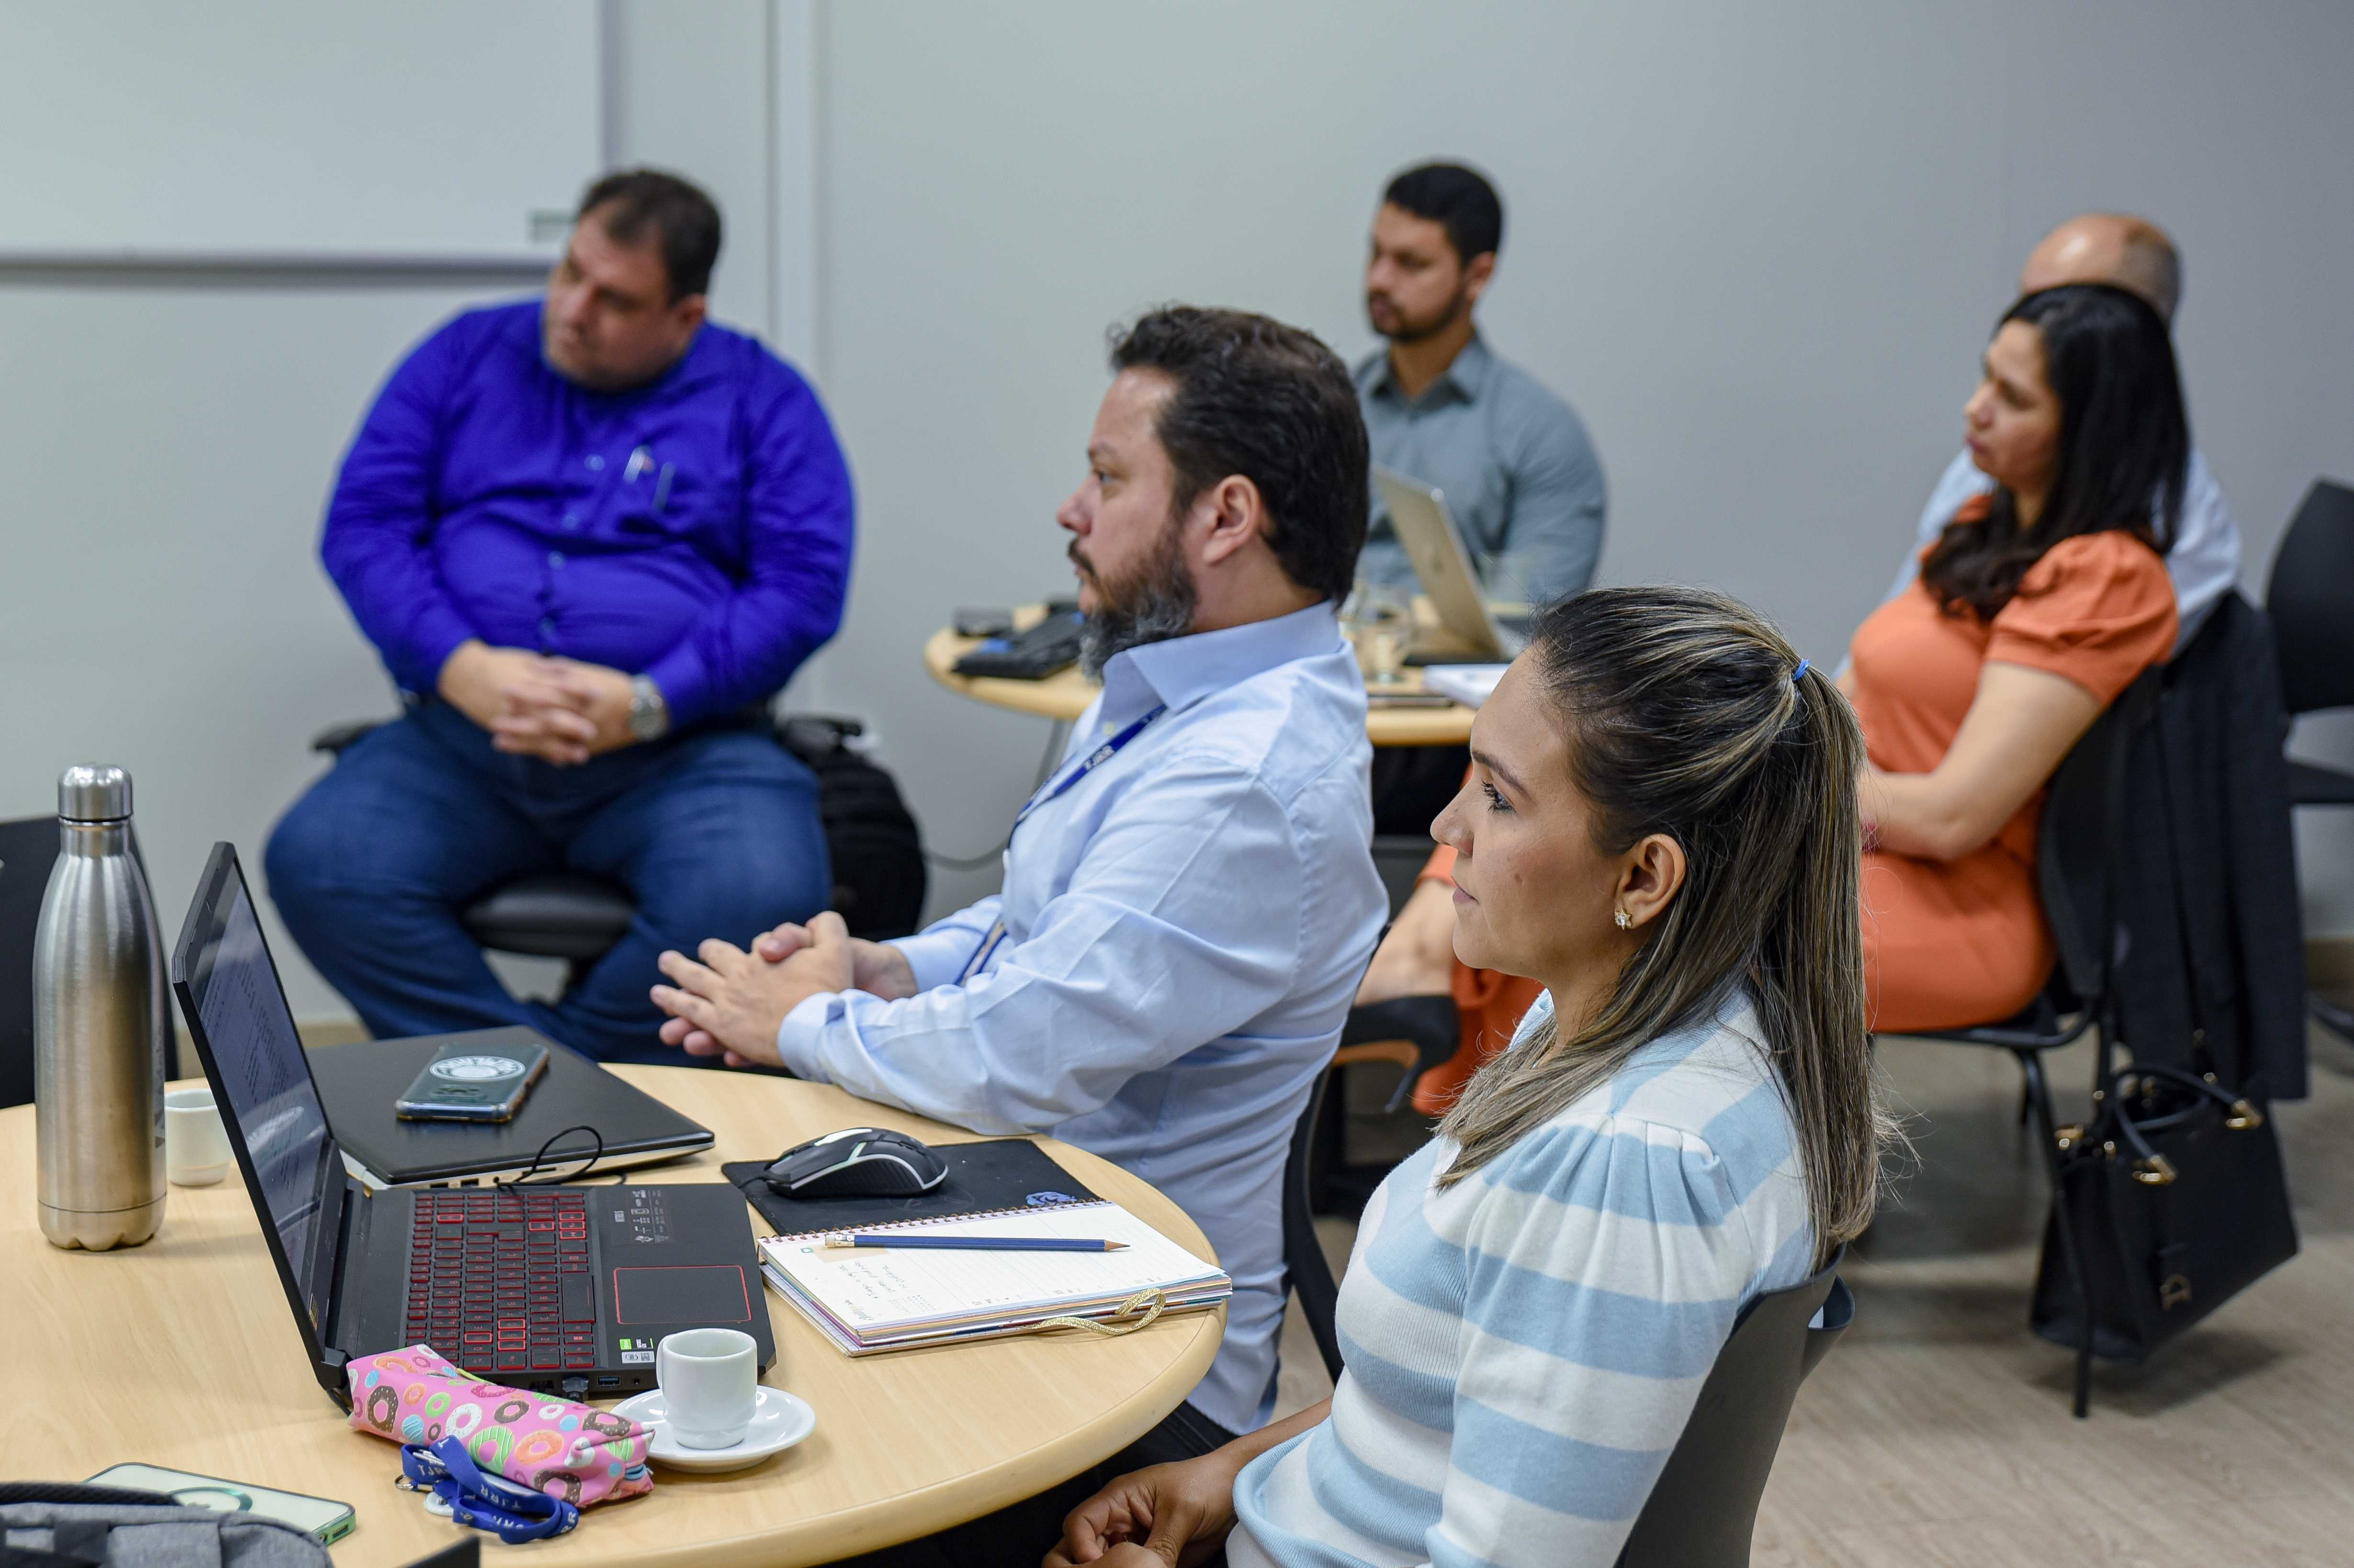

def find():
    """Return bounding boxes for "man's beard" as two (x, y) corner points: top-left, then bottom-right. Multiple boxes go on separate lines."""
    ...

(1074, 518), (1198, 680)
(1367, 282), (1471, 345)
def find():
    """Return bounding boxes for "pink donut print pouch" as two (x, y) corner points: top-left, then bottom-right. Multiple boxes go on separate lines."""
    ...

(347, 1345), (654, 1507)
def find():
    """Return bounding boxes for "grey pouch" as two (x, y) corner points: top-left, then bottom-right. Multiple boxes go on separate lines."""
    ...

(0, 1500), (328, 1568)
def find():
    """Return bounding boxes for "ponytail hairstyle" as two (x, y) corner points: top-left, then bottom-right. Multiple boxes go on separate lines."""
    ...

(1920, 282), (2189, 620)
(1434, 586), (1891, 1263)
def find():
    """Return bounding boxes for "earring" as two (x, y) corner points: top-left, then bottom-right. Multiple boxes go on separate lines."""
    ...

(1613, 908), (1632, 931)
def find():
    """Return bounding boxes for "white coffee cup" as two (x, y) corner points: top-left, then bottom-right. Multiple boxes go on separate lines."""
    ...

(655, 1328), (759, 1449)
(165, 1087), (230, 1186)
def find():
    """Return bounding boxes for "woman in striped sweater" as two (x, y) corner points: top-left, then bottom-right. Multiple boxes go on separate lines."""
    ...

(1048, 586), (1891, 1568)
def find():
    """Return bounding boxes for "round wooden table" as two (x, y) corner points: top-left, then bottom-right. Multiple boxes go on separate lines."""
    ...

(923, 606), (1477, 748)
(4, 1068), (1224, 1567)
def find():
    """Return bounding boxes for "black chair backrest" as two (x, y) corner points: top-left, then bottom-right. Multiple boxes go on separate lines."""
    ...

(0, 816), (59, 1111)
(2264, 479), (2354, 719)
(2035, 668), (2161, 1010)
(1615, 1257), (1852, 1568)
(1282, 1062), (1347, 1382)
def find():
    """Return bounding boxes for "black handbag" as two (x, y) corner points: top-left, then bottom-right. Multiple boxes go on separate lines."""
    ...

(2030, 1063), (2298, 1375)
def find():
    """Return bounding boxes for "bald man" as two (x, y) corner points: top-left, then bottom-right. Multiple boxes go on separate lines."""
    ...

(1885, 213), (2241, 650)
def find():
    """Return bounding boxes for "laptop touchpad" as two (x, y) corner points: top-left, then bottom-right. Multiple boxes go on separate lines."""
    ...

(612, 1264), (754, 1324)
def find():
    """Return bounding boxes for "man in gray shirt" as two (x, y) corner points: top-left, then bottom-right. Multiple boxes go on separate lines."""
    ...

(1355, 162), (1606, 607)
(1356, 162), (1605, 832)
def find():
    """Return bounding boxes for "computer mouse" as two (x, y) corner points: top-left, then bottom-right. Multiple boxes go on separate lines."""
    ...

(763, 1127), (948, 1198)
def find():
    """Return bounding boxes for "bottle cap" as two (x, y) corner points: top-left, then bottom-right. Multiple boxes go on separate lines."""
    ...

(58, 765), (133, 823)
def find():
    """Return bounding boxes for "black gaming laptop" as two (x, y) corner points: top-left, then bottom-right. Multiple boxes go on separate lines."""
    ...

(170, 843), (774, 1406)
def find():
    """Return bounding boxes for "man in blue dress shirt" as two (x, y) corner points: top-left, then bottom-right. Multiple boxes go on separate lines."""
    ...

(648, 307), (1388, 1542)
(267, 170), (854, 1064)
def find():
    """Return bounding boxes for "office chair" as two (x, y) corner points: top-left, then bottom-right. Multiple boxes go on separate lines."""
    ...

(1613, 1256), (1852, 1568)
(310, 722), (637, 985)
(1282, 1062), (1347, 1381)
(1307, 995), (1461, 1214)
(1881, 666), (2159, 1416)
(2263, 478), (2354, 1042)
(1305, 852), (1466, 1215)
(1368, 833), (1434, 915)
(308, 712), (922, 984)
(0, 815), (59, 1110)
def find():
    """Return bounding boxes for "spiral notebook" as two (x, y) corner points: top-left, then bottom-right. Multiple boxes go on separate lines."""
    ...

(756, 1201), (1232, 1356)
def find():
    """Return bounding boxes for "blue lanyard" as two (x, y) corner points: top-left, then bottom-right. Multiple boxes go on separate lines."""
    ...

(1009, 704), (1166, 833)
(958, 703), (1165, 986)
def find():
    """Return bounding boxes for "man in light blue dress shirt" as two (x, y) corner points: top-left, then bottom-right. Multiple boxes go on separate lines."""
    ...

(648, 309), (1388, 1527)
(1878, 214), (2241, 651)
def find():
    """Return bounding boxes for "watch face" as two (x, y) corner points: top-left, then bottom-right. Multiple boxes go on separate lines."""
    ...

(429, 1055), (524, 1083)
(630, 679), (667, 739)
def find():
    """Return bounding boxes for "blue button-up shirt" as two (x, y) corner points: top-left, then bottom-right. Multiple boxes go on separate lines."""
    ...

(1356, 334), (1607, 604)
(321, 300), (854, 728)
(773, 603), (1387, 1433)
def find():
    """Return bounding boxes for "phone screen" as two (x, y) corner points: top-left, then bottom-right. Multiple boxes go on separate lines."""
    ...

(86, 1464), (355, 1543)
(394, 1040), (550, 1122)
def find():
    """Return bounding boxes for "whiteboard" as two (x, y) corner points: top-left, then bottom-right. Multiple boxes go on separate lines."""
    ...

(0, 0), (602, 259)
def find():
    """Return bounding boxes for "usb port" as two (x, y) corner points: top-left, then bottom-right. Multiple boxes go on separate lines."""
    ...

(597, 1376), (620, 1388)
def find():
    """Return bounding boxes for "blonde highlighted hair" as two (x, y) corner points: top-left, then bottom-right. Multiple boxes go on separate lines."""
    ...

(1434, 587), (1891, 1264)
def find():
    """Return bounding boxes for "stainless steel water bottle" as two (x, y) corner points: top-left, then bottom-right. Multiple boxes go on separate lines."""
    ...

(34, 765), (169, 1250)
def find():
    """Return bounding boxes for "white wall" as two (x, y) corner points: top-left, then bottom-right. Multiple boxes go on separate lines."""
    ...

(5, 0), (2351, 1030)
(0, 0), (597, 257)
(809, 0), (2354, 930)
(0, 0), (783, 1020)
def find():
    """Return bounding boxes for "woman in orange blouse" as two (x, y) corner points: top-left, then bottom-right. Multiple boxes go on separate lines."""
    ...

(1363, 282), (2189, 1072)
(1842, 282), (2185, 1031)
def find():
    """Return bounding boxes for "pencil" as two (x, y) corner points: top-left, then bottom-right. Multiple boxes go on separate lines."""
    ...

(821, 1233), (1127, 1252)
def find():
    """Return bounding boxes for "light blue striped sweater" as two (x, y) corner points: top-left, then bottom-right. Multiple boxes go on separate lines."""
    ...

(1229, 988), (1814, 1568)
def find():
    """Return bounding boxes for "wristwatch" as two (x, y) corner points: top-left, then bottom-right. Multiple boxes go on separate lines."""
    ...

(628, 675), (671, 742)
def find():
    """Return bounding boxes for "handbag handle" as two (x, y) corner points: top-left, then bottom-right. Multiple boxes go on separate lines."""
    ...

(2096, 1065), (2266, 1187)
(2113, 1064), (2266, 1128)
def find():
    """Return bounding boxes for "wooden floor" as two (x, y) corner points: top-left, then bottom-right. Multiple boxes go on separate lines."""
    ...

(1276, 1022), (2354, 1567)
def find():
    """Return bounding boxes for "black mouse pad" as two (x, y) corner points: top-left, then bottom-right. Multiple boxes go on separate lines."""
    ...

(723, 1137), (1101, 1236)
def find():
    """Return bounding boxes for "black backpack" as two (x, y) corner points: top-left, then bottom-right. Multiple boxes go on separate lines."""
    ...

(777, 715), (928, 941)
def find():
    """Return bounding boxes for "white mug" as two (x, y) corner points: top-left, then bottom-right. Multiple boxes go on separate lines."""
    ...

(165, 1087), (230, 1186)
(655, 1328), (758, 1449)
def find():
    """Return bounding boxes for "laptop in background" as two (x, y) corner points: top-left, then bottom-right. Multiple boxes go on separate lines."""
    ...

(1372, 465), (1532, 661)
(311, 1027), (712, 1191)
(170, 842), (773, 1404)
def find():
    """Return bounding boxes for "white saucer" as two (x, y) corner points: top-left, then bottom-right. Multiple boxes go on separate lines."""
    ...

(611, 1386), (816, 1472)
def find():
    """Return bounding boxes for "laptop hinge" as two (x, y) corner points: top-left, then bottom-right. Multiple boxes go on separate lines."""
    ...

(322, 1176), (362, 1357)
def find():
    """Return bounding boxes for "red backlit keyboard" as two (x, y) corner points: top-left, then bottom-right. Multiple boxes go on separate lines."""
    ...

(405, 1189), (596, 1376)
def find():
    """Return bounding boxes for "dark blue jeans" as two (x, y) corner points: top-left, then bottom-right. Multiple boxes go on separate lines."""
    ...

(265, 700), (830, 1064)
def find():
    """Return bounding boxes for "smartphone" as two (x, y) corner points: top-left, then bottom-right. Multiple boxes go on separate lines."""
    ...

(394, 1039), (550, 1122)
(86, 1464), (355, 1545)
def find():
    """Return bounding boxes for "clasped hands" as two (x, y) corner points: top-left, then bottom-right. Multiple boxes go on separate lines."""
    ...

(437, 639), (638, 766)
(651, 911), (918, 1069)
(1044, 1451), (1245, 1568)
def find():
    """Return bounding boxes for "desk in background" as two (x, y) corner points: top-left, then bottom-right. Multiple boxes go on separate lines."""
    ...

(922, 604), (1477, 749)
(4, 1068), (1223, 1568)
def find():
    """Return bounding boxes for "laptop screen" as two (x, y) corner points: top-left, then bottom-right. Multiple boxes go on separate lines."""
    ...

(172, 845), (341, 1337)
